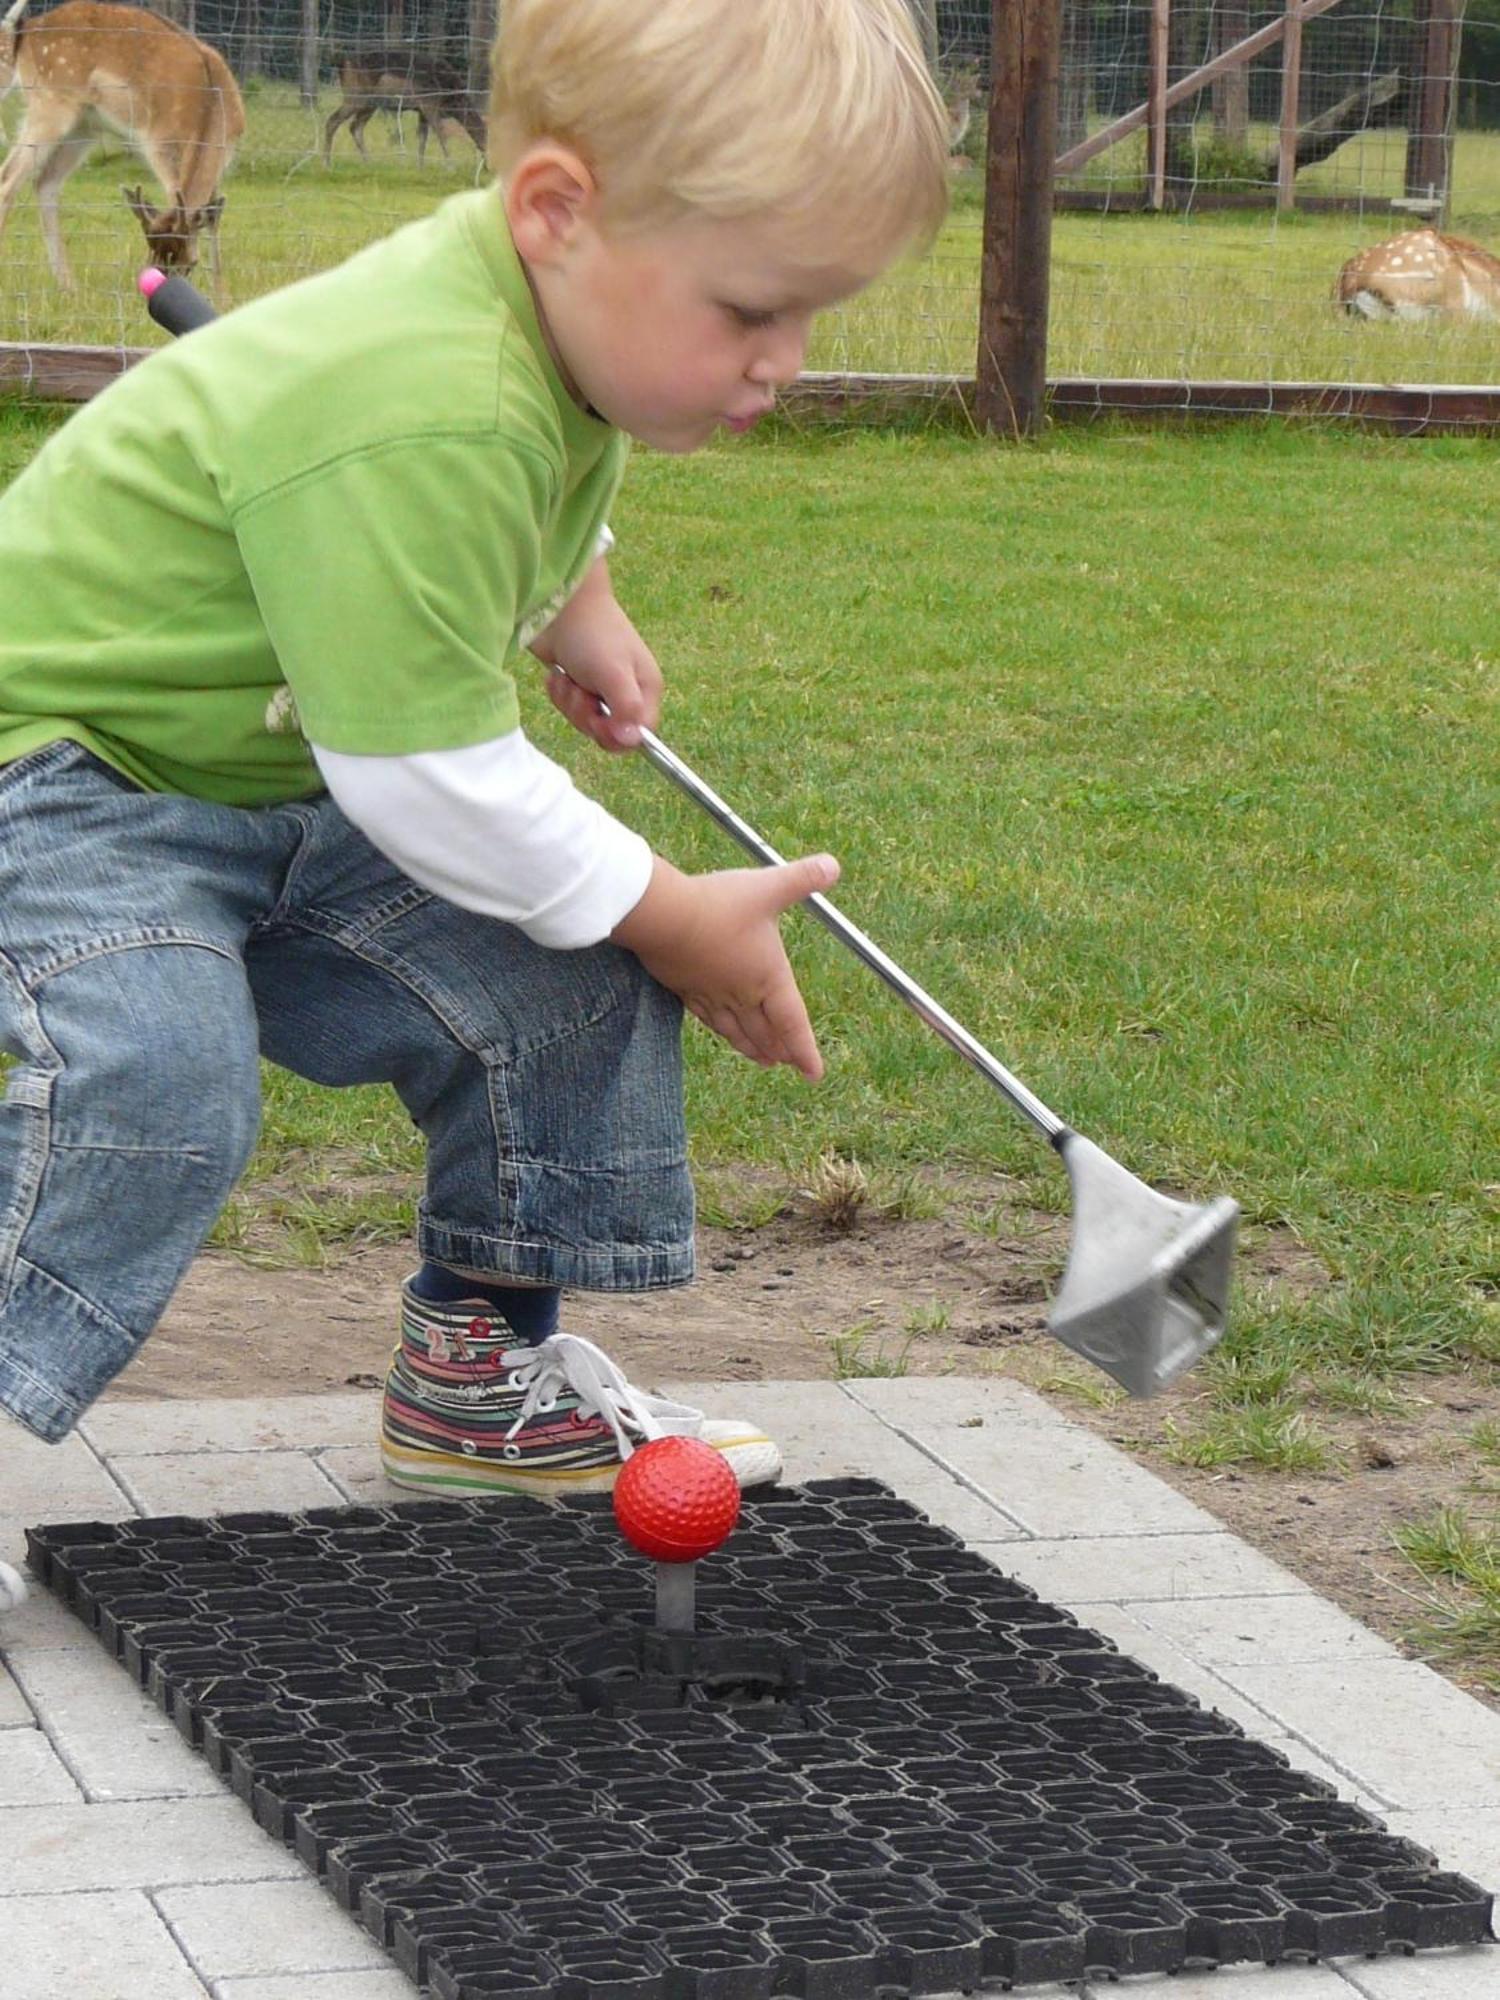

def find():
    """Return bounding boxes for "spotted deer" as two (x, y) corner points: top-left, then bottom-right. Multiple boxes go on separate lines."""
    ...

(940, 58), (979, 165)
(322, 49), (486, 167)
(0, 0), (243, 288)
(1336, 228), (1500, 322)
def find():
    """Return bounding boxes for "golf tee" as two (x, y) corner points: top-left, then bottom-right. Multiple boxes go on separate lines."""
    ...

(655, 1561), (696, 1635)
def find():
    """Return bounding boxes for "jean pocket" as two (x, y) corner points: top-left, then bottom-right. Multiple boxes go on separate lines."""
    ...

(0, 740), (136, 803)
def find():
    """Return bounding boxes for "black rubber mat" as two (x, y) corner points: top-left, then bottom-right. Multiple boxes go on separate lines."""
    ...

(28, 1479), (1493, 1998)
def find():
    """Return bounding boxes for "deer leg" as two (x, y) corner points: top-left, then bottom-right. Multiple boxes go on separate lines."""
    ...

(28, 127), (94, 288)
(350, 108), (374, 161)
(322, 104), (352, 164)
(0, 136), (41, 247)
(205, 207), (224, 305)
(0, 103), (77, 256)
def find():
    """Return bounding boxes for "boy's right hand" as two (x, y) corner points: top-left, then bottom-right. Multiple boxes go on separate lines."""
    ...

(611, 854), (838, 1080)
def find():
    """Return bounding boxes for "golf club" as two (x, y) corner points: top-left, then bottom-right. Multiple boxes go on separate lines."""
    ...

(141, 267), (1239, 1396)
(627, 721), (1239, 1398)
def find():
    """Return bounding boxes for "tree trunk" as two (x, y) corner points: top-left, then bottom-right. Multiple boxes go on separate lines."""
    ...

(1212, 0), (1250, 146)
(1164, 0), (1211, 188)
(299, 0), (318, 110)
(1057, 0), (1094, 157)
(1258, 70), (1404, 176)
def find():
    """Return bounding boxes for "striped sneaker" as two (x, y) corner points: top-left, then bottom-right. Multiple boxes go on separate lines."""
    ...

(379, 1284), (781, 1499)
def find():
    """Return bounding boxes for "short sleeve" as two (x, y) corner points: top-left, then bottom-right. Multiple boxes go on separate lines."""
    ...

(233, 432), (558, 755)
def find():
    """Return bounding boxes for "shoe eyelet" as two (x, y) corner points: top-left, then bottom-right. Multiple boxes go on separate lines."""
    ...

(502, 1444), (522, 1460)
(460, 1441), (478, 1457)
(469, 1316), (491, 1341)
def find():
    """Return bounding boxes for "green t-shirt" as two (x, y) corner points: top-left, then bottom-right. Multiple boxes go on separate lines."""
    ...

(0, 189), (628, 803)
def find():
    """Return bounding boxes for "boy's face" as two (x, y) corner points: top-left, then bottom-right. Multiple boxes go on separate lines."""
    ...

(530, 207), (886, 453)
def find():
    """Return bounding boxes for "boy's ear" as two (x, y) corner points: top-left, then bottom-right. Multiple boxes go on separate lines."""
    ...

(505, 145), (598, 265)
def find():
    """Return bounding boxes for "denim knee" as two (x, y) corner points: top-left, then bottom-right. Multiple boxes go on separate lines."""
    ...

(0, 938), (262, 1440)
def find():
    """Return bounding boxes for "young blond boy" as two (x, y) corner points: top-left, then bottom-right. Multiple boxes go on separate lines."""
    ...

(0, 0), (950, 1526)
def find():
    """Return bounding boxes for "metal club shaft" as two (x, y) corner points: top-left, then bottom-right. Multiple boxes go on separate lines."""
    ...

(635, 725), (1066, 1143)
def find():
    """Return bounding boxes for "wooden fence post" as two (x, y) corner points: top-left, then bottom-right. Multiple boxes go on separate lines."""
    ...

(1146, 0), (1170, 208)
(1405, 0), (1465, 211)
(976, 0), (1063, 438)
(1276, 0), (1305, 210)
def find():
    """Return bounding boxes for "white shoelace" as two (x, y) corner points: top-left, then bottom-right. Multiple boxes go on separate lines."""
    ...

(500, 1332), (705, 1461)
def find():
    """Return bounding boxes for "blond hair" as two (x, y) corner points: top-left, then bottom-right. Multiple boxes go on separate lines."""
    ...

(488, 0), (951, 263)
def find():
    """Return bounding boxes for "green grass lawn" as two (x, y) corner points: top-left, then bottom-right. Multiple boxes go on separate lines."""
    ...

(3, 399), (1498, 1658)
(1, 402), (1493, 1383)
(4, 83), (1500, 384)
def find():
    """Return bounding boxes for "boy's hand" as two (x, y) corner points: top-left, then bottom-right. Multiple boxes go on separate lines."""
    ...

(533, 559), (662, 752)
(612, 854), (839, 1080)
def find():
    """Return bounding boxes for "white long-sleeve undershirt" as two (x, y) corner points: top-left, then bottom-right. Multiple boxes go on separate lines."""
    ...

(310, 730), (654, 950)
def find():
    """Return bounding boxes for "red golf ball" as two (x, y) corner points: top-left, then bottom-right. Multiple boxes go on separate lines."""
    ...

(613, 1436), (741, 1563)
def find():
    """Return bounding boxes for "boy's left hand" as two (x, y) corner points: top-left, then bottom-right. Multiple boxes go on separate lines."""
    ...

(534, 560), (662, 752)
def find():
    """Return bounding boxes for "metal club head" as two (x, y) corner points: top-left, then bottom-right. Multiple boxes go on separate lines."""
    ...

(1048, 1133), (1240, 1398)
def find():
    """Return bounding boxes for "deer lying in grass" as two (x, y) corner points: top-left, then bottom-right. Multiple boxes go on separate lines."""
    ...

(1336, 228), (1500, 321)
(322, 49), (486, 167)
(0, 0), (243, 288)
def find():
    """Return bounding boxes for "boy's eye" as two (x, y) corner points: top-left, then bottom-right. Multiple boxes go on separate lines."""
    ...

(724, 304), (777, 330)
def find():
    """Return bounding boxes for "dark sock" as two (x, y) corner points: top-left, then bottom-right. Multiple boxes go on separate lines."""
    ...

(409, 1262), (561, 1345)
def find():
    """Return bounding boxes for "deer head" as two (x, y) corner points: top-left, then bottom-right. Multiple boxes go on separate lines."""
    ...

(0, 4), (243, 288)
(123, 184), (225, 273)
(939, 59), (981, 153)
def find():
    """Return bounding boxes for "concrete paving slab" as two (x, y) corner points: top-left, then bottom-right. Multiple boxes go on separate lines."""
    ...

(10, 1648), (223, 1800)
(1135, 1591), (1403, 1667)
(3, 1796), (304, 1894)
(848, 1375), (1226, 1535)
(1023, 1595), (1289, 1739)
(0, 1426), (132, 1526)
(4, 1889), (209, 2000)
(1219, 1659), (1500, 1810)
(316, 1443), (412, 1507)
(1257, 1735), (1396, 1816)
(990, 1528), (1316, 1604)
(660, 1377), (1033, 1539)
(850, 1375), (1107, 1428)
(0, 1719), (83, 1804)
(105, 1447), (348, 1517)
(1078, 1967), (1361, 1998)
(1340, 1948), (1500, 1997)
(1386, 1811), (1500, 1894)
(214, 1975), (417, 2000)
(0, 1570), (98, 1651)
(84, 1393), (383, 1457)
(0, 1658), (32, 1725)
(5, 1383), (1498, 2000)
(155, 1879), (391, 1980)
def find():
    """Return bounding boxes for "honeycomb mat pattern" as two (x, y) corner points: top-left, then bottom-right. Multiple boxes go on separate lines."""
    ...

(27, 1479), (1493, 1999)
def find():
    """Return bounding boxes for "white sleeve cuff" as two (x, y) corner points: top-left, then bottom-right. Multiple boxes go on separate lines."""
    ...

(310, 731), (653, 950)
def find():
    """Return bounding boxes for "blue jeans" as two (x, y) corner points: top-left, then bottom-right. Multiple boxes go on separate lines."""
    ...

(0, 743), (691, 1443)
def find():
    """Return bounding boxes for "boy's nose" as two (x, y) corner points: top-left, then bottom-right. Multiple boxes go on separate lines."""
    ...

(748, 319), (810, 387)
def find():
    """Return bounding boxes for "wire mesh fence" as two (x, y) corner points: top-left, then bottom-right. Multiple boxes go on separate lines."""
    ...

(0, 0), (1496, 414)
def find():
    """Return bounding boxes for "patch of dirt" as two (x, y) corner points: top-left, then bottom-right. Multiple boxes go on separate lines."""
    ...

(106, 1176), (1499, 1707)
